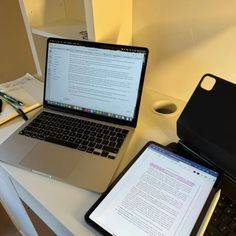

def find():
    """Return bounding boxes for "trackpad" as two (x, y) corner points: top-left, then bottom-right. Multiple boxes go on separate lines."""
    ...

(20, 143), (78, 179)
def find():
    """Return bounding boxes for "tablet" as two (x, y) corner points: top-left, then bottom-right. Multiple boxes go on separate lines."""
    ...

(85, 141), (220, 236)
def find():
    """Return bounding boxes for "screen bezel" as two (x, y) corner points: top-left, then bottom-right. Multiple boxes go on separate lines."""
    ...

(84, 141), (220, 236)
(43, 37), (149, 128)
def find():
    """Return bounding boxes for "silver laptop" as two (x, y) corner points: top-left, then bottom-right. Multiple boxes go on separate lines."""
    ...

(0, 38), (148, 192)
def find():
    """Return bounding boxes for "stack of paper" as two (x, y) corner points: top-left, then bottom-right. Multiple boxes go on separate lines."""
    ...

(0, 73), (43, 125)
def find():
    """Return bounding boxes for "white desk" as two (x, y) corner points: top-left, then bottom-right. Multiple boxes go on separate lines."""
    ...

(0, 87), (185, 235)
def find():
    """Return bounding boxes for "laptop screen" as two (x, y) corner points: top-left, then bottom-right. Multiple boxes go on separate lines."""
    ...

(44, 38), (148, 127)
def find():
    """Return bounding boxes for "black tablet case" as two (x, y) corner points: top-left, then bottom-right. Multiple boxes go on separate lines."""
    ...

(173, 73), (236, 181)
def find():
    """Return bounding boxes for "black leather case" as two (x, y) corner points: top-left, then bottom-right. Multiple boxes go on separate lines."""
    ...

(176, 73), (236, 180)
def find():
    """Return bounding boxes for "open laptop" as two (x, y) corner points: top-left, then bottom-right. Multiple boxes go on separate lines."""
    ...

(0, 38), (148, 193)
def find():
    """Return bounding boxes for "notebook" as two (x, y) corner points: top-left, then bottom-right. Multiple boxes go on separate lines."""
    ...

(0, 74), (43, 125)
(0, 38), (148, 193)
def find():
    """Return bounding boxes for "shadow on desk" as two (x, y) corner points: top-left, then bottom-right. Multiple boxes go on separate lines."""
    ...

(22, 201), (56, 236)
(0, 199), (56, 236)
(0, 201), (20, 236)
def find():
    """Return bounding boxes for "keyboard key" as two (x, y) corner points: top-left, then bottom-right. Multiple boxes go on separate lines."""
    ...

(86, 147), (94, 153)
(108, 155), (115, 159)
(93, 151), (100, 155)
(101, 151), (109, 157)
(77, 145), (87, 151)
(229, 221), (236, 230)
(45, 137), (77, 149)
(95, 144), (103, 150)
(217, 223), (230, 235)
(103, 146), (119, 154)
(222, 214), (231, 224)
(225, 207), (234, 216)
(206, 224), (222, 236)
(211, 215), (221, 226)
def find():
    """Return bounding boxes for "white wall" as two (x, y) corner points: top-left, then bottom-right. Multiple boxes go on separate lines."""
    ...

(133, 0), (236, 101)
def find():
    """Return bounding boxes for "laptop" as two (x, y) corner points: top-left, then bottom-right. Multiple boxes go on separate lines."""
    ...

(168, 74), (236, 236)
(0, 38), (148, 193)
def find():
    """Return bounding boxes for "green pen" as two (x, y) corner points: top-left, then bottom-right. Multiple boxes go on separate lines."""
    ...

(0, 92), (28, 121)
(0, 91), (24, 106)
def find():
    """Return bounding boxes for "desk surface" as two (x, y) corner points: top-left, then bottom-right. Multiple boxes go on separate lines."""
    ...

(0, 87), (185, 235)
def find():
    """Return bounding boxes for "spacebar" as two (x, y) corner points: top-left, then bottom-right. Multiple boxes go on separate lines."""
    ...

(45, 137), (78, 149)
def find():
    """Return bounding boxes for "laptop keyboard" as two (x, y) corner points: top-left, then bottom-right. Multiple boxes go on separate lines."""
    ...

(204, 193), (236, 236)
(19, 111), (129, 159)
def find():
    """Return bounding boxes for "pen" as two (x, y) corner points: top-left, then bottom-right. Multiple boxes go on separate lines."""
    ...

(9, 101), (28, 121)
(197, 189), (221, 236)
(15, 107), (28, 121)
(0, 94), (28, 121)
(0, 91), (24, 106)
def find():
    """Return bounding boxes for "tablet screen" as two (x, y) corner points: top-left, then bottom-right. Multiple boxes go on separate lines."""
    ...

(85, 142), (219, 236)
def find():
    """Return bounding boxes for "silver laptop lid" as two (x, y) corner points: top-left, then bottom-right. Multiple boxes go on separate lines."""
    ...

(44, 38), (149, 127)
